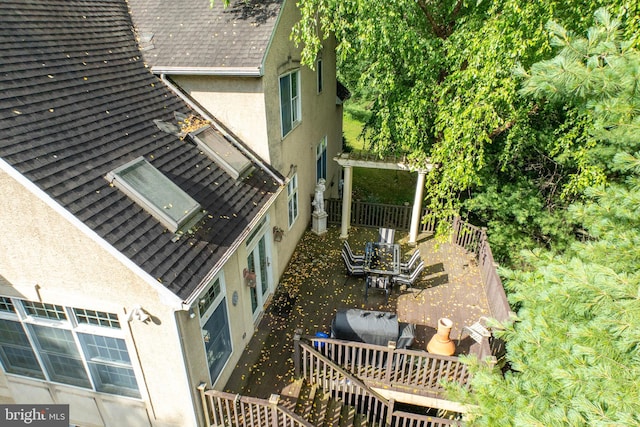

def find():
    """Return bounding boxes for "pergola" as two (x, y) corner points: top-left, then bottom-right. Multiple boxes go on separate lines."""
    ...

(333, 152), (434, 245)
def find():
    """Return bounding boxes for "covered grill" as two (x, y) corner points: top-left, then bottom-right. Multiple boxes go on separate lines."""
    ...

(330, 309), (415, 349)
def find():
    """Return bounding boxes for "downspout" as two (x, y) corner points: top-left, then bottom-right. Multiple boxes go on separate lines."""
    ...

(159, 73), (284, 186)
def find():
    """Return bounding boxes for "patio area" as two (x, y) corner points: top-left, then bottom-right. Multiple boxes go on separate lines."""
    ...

(223, 225), (491, 398)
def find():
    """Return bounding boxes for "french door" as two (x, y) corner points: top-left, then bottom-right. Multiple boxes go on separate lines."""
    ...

(247, 233), (272, 320)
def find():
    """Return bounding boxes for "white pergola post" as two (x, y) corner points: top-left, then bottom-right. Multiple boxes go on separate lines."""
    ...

(339, 165), (353, 239)
(408, 170), (426, 245)
(333, 152), (433, 241)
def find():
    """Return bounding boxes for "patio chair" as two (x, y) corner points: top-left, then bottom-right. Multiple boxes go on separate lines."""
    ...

(377, 227), (395, 244)
(343, 241), (365, 264)
(393, 260), (425, 288)
(462, 316), (492, 344)
(341, 251), (365, 276)
(365, 274), (391, 303)
(400, 249), (421, 273)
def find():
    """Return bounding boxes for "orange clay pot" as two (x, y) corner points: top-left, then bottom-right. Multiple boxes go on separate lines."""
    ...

(427, 318), (456, 356)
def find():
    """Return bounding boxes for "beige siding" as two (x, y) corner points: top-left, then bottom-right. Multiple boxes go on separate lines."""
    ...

(171, 75), (270, 162)
(166, 0), (342, 288)
(260, 0), (342, 279)
(0, 170), (198, 427)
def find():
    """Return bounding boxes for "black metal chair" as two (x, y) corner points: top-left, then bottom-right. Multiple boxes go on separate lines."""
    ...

(377, 227), (395, 244)
(343, 241), (365, 264)
(400, 249), (421, 273)
(394, 260), (425, 288)
(341, 251), (365, 276)
(365, 274), (391, 303)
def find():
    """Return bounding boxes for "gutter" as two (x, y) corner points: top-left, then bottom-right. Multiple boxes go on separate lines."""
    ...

(152, 66), (262, 77)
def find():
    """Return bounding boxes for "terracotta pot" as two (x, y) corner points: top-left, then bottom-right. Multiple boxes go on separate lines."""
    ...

(427, 318), (456, 356)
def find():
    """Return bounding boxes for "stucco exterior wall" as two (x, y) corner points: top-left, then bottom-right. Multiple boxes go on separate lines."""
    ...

(260, 0), (342, 279)
(0, 170), (200, 427)
(171, 75), (270, 162)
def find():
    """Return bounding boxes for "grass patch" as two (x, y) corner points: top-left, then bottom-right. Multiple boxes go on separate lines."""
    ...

(342, 102), (415, 205)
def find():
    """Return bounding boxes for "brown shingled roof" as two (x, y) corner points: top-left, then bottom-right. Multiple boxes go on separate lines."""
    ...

(0, 0), (282, 300)
(127, 0), (283, 71)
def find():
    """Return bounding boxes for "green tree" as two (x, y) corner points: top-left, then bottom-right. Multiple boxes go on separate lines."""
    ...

(458, 10), (640, 425)
(293, 0), (639, 258)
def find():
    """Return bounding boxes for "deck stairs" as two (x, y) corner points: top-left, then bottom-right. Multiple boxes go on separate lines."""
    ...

(279, 378), (371, 427)
(199, 339), (462, 427)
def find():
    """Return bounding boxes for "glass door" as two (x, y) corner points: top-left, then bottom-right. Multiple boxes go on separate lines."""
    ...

(247, 233), (272, 319)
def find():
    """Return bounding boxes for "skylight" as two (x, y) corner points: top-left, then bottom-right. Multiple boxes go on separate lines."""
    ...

(191, 126), (254, 180)
(106, 157), (204, 233)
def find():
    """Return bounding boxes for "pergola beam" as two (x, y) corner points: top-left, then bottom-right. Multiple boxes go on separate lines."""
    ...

(334, 152), (434, 245)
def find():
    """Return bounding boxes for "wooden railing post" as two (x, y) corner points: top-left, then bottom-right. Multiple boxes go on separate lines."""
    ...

(197, 383), (211, 427)
(385, 341), (396, 384)
(269, 394), (280, 427)
(293, 328), (302, 378)
(386, 398), (395, 426)
(452, 216), (460, 244)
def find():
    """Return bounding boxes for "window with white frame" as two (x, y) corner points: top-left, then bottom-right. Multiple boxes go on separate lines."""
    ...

(198, 277), (231, 385)
(279, 70), (301, 137)
(287, 174), (298, 228)
(0, 297), (140, 398)
(316, 58), (323, 93)
(316, 136), (327, 182)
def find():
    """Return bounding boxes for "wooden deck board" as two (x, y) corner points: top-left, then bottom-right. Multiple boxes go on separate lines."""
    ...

(224, 226), (492, 398)
(396, 236), (491, 341)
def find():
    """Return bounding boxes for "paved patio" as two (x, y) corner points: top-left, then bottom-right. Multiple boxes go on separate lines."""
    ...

(223, 225), (491, 398)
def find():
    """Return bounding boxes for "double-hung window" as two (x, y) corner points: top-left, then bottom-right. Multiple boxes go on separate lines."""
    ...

(198, 277), (231, 385)
(287, 173), (299, 228)
(316, 136), (327, 182)
(0, 297), (140, 398)
(279, 70), (301, 137)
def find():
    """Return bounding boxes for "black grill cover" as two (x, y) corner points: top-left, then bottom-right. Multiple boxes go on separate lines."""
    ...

(330, 309), (415, 348)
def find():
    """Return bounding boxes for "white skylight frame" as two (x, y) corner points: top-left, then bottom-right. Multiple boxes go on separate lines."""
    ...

(191, 126), (254, 180)
(106, 157), (204, 233)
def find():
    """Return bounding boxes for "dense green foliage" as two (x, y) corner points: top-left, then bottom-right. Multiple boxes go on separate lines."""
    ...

(294, 2), (640, 425)
(293, 0), (639, 261)
(454, 10), (640, 425)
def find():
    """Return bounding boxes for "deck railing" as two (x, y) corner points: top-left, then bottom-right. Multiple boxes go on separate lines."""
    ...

(451, 217), (510, 360)
(451, 217), (510, 322)
(297, 340), (392, 427)
(295, 335), (470, 400)
(326, 198), (512, 356)
(295, 339), (461, 427)
(198, 387), (312, 427)
(325, 198), (437, 233)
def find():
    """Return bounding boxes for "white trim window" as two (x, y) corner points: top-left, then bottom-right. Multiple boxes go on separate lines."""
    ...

(198, 277), (232, 386)
(316, 136), (327, 182)
(287, 173), (299, 228)
(0, 297), (140, 398)
(279, 70), (301, 137)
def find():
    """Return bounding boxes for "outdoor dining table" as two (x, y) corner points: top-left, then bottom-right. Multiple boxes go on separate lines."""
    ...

(364, 241), (401, 276)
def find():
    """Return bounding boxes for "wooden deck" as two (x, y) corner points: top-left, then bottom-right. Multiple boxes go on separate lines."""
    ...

(224, 225), (494, 399)
(396, 236), (490, 343)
